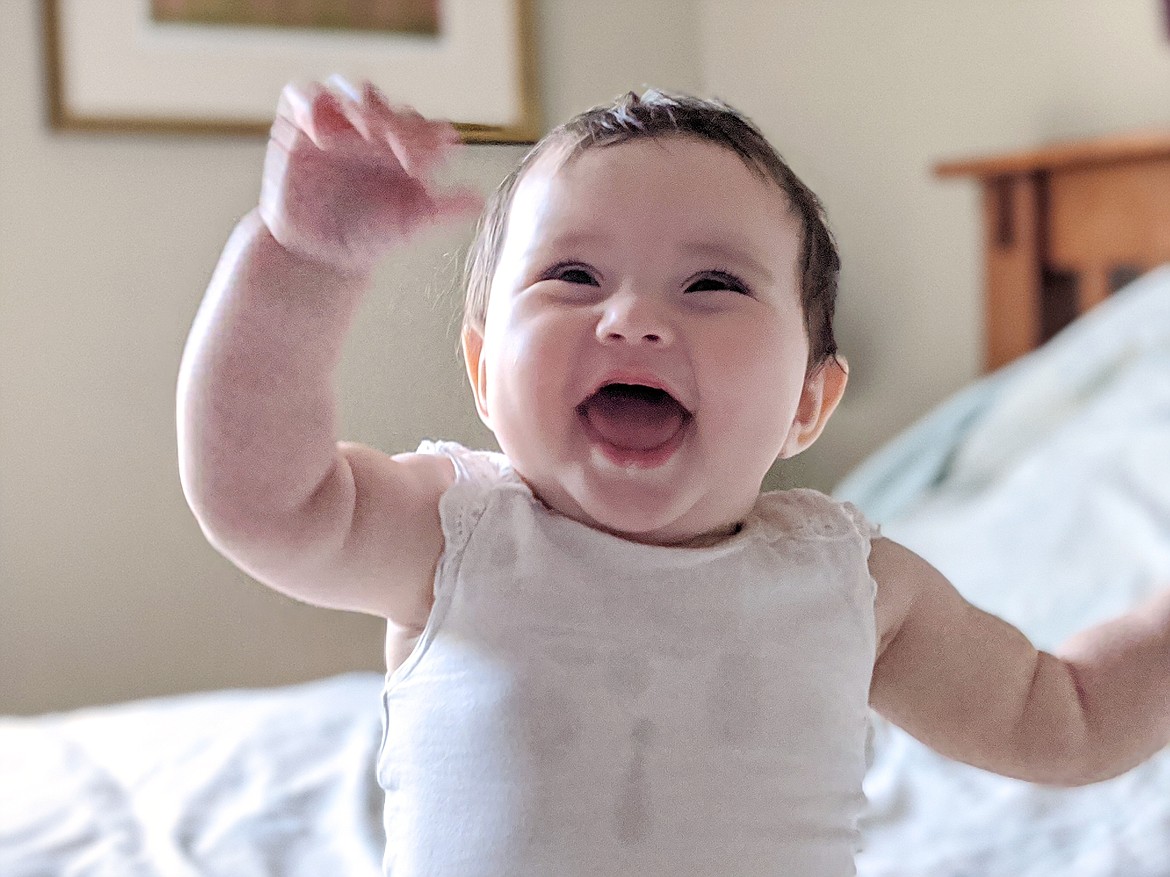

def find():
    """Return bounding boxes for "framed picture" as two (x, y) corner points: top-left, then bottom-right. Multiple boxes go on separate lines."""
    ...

(42, 0), (540, 143)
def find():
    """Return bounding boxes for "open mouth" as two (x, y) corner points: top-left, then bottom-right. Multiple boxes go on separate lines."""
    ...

(576, 383), (692, 463)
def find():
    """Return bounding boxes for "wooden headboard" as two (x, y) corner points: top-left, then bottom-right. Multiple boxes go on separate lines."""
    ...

(936, 131), (1170, 371)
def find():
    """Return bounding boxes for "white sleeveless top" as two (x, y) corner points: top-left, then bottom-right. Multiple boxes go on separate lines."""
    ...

(378, 442), (878, 876)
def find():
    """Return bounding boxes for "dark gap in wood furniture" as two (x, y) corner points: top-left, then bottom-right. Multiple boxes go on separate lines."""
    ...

(1040, 269), (1080, 343)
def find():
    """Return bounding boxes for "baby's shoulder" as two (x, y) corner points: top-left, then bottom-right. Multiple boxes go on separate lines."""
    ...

(411, 440), (526, 545)
(414, 440), (514, 487)
(751, 488), (881, 544)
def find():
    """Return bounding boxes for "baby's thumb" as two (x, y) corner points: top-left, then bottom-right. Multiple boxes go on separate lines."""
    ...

(430, 185), (485, 222)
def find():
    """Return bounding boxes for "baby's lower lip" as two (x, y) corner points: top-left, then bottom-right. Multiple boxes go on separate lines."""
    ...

(577, 410), (691, 469)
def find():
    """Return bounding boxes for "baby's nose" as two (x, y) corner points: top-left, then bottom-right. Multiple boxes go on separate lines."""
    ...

(596, 293), (674, 345)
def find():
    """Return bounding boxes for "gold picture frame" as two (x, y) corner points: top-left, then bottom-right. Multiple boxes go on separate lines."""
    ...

(42, 0), (540, 143)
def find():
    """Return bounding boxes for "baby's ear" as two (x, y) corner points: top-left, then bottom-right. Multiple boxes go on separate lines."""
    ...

(461, 325), (492, 428)
(778, 356), (848, 459)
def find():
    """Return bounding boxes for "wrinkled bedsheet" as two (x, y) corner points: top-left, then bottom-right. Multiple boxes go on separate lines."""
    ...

(0, 673), (386, 877)
(840, 265), (1170, 876)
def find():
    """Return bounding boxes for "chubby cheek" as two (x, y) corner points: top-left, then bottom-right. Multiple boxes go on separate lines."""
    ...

(483, 313), (575, 444)
(698, 322), (808, 458)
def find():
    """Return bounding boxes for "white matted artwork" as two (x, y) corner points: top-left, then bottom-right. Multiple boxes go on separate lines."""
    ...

(42, 0), (540, 143)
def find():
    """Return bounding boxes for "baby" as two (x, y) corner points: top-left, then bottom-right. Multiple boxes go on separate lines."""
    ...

(177, 79), (1170, 875)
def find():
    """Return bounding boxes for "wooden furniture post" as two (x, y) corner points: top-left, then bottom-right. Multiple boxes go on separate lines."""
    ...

(936, 132), (1170, 372)
(980, 174), (1044, 372)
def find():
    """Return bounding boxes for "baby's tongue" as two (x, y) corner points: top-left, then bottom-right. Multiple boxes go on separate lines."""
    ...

(583, 385), (687, 451)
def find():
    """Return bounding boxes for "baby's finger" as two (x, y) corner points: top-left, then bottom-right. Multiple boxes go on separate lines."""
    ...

(317, 76), (464, 176)
(274, 81), (318, 130)
(383, 105), (462, 152)
(361, 79), (392, 114)
(383, 116), (438, 178)
(336, 76), (414, 138)
(385, 117), (467, 179)
(427, 184), (485, 222)
(275, 81), (356, 148)
(328, 76), (443, 158)
(326, 73), (362, 103)
(319, 75), (376, 141)
(425, 115), (464, 147)
(307, 88), (359, 146)
(353, 78), (408, 146)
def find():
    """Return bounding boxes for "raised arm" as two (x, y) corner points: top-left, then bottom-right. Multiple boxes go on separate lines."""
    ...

(870, 538), (1170, 786)
(176, 79), (481, 624)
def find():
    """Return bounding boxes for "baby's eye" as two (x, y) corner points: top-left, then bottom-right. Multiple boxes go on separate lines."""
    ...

(685, 271), (750, 295)
(546, 263), (600, 286)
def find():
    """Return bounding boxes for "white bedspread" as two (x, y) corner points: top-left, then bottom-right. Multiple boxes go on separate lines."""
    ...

(839, 265), (1170, 875)
(0, 673), (386, 877)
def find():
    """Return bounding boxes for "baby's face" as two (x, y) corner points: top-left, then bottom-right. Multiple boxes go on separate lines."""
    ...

(464, 137), (842, 546)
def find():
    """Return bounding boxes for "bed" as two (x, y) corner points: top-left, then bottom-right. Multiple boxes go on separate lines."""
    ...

(3, 131), (1170, 876)
(850, 131), (1170, 875)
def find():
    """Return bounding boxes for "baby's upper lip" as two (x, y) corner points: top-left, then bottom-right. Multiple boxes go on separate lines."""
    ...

(580, 371), (693, 414)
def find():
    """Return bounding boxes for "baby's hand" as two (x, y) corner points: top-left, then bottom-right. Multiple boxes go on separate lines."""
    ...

(259, 76), (483, 274)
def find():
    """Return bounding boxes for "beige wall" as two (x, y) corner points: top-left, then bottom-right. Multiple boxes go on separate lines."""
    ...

(703, 0), (1170, 489)
(3, 1), (1169, 713)
(0, 0), (701, 714)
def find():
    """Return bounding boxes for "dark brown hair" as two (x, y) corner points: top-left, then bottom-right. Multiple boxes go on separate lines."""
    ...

(462, 89), (840, 370)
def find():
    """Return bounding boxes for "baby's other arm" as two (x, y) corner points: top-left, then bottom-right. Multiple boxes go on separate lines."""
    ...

(177, 80), (480, 627)
(869, 538), (1170, 785)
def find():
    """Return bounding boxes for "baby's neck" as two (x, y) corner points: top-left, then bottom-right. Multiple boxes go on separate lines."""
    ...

(659, 520), (744, 549)
(520, 474), (746, 548)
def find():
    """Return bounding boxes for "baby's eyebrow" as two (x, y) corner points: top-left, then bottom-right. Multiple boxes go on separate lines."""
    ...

(536, 230), (609, 253)
(517, 231), (607, 268)
(676, 241), (775, 284)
